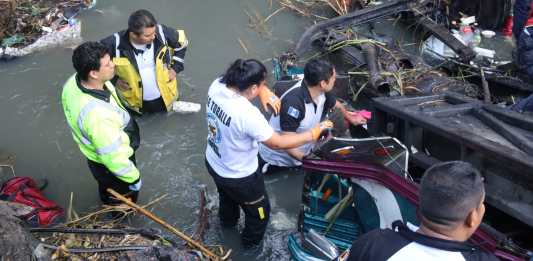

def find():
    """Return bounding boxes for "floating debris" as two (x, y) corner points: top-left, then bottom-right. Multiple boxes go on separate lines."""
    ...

(0, 0), (95, 60)
(24, 186), (224, 260)
(245, 7), (274, 38)
(0, 152), (16, 177)
(237, 37), (249, 54)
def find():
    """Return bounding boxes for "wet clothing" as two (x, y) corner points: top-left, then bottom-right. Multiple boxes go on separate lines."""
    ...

(205, 78), (274, 178)
(259, 80), (336, 168)
(142, 96), (166, 114)
(88, 156), (139, 204)
(61, 74), (141, 204)
(100, 24), (188, 113)
(347, 221), (499, 261)
(205, 160), (270, 246)
(204, 78), (274, 246)
(258, 154), (301, 175)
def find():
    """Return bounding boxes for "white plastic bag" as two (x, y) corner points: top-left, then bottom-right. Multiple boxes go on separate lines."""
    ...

(171, 101), (201, 114)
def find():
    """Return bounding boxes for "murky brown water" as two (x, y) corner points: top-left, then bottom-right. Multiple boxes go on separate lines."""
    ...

(0, 1), (314, 259)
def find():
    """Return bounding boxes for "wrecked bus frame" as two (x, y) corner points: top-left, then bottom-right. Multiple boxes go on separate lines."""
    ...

(294, 0), (476, 63)
(288, 137), (529, 260)
(295, 0), (532, 99)
(371, 92), (533, 228)
(285, 0), (533, 256)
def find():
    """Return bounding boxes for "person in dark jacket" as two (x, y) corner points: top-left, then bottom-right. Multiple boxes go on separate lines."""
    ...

(100, 9), (188, 114)
(513, 0), (533, 40)
(510, 0), (533, 112)
(347, 161), (498, 261)
(515, 0), (533, 78)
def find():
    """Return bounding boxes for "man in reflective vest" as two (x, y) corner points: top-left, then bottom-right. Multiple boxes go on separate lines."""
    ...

(61, 42), (142, 204)
(100, 9), (188, 114)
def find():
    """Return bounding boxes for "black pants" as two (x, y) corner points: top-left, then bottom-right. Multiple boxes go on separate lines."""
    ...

(142, 96), (166, 113)
(87, 156), (139, 205)
(205, 159), (271, 246)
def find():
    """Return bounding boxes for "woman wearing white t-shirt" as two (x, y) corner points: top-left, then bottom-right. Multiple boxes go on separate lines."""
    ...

(205, 59), (332, 247)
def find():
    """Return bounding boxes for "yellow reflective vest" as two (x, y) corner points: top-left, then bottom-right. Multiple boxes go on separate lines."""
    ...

(108, 24), (188, 113)
(61, 74), (140, 184)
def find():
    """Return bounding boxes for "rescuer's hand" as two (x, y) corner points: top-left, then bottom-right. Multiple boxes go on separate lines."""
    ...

(128, 179), (142, 191)
(168, 69), (177, 82)
(344, 111), (369, 126)
(116, 79), (131, 91)
(310, 120), (334, 141)
(258, 86), (281, 115)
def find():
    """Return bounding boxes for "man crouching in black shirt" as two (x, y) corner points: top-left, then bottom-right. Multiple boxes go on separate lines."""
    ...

(347, 161), (498, 261)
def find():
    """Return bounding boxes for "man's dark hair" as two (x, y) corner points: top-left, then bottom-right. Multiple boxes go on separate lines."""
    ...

(419, 161), (484, 226)
(221, 59), (267, 91)
(304, 58), (335, 86)
(72, 42), (110, 81)
(128, 9), (157, 35)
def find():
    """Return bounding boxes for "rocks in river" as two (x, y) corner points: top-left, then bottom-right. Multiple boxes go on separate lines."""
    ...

(0, 200), (40, 260)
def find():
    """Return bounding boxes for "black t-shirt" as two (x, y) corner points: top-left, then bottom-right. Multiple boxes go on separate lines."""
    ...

(348, 222), (499, 261)
(278, 81), (337, 132)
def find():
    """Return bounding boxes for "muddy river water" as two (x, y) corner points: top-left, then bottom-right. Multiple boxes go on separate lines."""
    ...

(0, 0), (315, 259)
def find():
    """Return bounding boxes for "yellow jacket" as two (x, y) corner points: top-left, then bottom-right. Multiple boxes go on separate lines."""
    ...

(101, 24), (188, 113)
(61, 74), (140, 184)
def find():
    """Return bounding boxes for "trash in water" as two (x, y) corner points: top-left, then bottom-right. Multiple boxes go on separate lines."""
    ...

(172, 101), (202, 114)
(1, 34), (24, 48)
(0, 0), (96, 61)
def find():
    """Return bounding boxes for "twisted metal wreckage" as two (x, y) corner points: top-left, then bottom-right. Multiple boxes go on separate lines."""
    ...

(274, 0), (533, 260)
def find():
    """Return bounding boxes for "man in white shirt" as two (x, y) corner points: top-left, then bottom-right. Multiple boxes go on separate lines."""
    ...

(347, 161), (498, 261)
(259, 59), (367, 173)
(101, 9), (188, 114)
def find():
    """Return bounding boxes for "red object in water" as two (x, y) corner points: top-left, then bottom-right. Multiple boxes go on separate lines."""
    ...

(0, 177), (63, 227)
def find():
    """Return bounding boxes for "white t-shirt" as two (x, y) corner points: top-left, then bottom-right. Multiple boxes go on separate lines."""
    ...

(205, 78), (274, 178)
(131, 42), (161, 101)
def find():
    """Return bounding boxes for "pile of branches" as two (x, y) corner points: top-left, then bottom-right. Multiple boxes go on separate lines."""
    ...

(32, 189), (215, 260)
(32, 195), (166, 260)
(0, 0), (92, 48)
